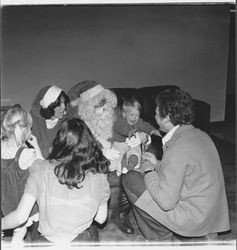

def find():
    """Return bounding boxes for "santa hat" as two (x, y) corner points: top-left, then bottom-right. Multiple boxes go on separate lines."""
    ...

(68, 80), (105, 107)
(39, 85), (63, 109)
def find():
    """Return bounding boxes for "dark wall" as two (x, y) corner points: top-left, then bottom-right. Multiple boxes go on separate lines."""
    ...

(225, 7), (235, 122)
(2, 5), (231, 121)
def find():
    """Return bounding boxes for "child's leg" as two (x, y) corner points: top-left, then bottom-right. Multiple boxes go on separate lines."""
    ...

(127, 146), (142, 171)
(112, 142), (129, 175)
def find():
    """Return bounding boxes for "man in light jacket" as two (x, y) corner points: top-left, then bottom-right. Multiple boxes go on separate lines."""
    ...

(122, 88), (230, 241)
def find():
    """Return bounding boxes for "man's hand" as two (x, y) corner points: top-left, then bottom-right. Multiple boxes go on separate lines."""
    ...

(140, 158), (155, 175)
(142, 152), (157, 165)
(142, 152), (161, 172)
(102, 148), (120, 160)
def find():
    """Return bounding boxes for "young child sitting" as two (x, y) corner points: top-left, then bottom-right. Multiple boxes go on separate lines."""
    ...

(1, 105), (43, 245)
(112, 98), (161, 174)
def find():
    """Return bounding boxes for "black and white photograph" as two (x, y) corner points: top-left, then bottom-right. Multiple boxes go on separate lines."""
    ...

(1, 0), (236, 249)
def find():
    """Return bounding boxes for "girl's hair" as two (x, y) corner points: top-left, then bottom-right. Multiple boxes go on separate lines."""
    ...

(40, 91), (70, 120)
(155, 88), (195, 126)
(48, 118), (109, 189)
(122, 98), (141, 114)
(1, 104), (32, 146)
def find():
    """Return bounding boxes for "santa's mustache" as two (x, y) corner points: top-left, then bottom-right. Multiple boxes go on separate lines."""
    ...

(86, 110), (115, 140)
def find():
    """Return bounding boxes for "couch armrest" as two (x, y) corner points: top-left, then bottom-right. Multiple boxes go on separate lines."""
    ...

(193, 99), (211, 133)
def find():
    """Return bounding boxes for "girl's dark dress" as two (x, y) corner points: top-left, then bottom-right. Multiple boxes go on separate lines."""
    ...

(1, 147), (38, 217)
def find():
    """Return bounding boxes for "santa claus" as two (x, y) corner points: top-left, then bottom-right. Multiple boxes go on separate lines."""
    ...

(67, 80), (148, 235)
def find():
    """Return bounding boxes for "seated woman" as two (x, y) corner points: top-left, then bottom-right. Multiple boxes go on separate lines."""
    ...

(2, 118), (111, 244)
(30, 85), (70, 158)
(1, 105), (43, 245)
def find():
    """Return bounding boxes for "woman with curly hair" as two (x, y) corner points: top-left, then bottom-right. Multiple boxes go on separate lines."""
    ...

(122, 88), (230, 241)
(2, 118), (110, 243)
(30, 85), (70, 158)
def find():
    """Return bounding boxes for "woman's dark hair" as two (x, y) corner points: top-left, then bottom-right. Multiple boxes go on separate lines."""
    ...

(155, 88), (195, 126)
(48, 118), (109, 189)
(40, 91), (70, 119)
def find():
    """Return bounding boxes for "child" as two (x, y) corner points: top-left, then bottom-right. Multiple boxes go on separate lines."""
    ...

(1, 105), (43, 245)
(112, 98), (161, 174)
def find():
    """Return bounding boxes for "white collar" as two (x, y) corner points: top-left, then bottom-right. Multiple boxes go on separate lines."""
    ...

(46, 118), (59, 129)
(162, 125), (180, 145)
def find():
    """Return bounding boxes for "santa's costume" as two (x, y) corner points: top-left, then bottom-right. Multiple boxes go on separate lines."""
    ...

(67, 80), (147, 234)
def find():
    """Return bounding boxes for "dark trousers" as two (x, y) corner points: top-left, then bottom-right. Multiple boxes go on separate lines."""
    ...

(121, 171), (173, 241)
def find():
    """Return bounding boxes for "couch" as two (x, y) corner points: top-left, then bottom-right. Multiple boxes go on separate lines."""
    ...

(108, 84), (211, 208)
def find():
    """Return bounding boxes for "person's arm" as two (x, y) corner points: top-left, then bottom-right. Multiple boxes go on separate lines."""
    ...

(113, 118), (131, 138)
(138, 119), (157, 134)
(150, 129), (162, 137)
(2, 193), (36, 230)
(94, 175), (110, 224)
(94, 204), (108, 224)
(19, 147), (43, 170)
(144, 148), (187, 211)
(27, 135), (44, 159)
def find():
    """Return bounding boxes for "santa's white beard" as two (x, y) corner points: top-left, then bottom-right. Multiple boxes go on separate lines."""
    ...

(84, 108), (115, 141)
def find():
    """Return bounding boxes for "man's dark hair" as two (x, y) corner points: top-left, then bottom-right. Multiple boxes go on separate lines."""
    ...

(40, 91), (70, 119)
(48, 118), (109, 189)
(155, 88), (195, 126)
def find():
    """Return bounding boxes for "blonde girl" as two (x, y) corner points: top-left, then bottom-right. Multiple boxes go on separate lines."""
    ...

(1, 105), (43, 245)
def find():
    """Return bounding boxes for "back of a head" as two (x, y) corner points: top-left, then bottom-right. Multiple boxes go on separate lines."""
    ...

(49, 118), (95, 160)
(49, 118), (109, 189)
(1, 105), (32, 146)
(155, 88), (195, 126)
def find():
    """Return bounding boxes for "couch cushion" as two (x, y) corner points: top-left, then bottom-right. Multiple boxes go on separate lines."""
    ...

(193, 99), (211, 132)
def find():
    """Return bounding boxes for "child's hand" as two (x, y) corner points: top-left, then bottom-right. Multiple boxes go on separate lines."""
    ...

(126, 135), (141, 148)
(151, 129), (162, 137)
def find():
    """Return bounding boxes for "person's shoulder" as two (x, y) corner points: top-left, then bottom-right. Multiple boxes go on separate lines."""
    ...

(29, 158), (49, 176)
(88, 172), (108, 183)
(178, 125), (206, 139)
(114, 115), (126, 126)
(174, 126), (209, 149)
(135, 118), (149, 129)
(137, 118), (145, 124)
